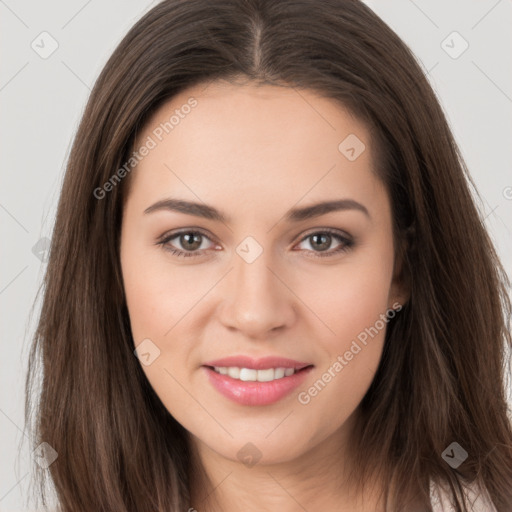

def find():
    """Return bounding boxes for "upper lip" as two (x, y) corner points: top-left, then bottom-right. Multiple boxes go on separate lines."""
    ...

(202, 355), (313, 371)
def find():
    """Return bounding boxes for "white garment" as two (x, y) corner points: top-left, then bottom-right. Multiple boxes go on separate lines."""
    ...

(429, 479), (497, 511)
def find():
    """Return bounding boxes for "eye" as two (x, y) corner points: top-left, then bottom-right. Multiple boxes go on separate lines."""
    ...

(157, 229), (217, 258)
(295, 229), (354, 258)
(156, 228), (354, 259)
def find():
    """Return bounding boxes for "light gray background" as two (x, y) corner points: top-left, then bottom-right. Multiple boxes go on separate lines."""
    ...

(1, 1), (511, 510)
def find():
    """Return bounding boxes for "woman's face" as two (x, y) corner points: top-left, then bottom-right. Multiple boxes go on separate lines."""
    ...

(120, 80), (406, 466)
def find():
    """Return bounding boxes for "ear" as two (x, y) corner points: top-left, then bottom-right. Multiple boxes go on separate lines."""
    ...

(388, 235), (411, 310)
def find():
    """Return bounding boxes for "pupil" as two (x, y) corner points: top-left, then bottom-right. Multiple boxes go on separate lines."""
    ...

(312, 234), (330, 251)
(182, 233), (201, 250)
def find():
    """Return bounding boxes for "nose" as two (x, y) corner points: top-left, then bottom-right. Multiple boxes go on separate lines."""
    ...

(216, 249), (297, 339)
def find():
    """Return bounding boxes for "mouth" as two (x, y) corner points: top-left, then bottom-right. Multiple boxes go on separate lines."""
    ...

(201, 358), (314, 406)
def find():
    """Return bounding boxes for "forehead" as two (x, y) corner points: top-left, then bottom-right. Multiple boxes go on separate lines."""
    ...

(126, 81), (385, 217)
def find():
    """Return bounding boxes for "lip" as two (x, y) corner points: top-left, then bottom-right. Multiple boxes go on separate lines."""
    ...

(202, 356), (314, 406)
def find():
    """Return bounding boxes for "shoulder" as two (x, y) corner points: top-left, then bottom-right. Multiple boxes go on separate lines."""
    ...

(429, 479), (496, 512)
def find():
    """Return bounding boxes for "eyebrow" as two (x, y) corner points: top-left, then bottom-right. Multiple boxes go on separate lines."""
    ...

(143, 197), (370, 223)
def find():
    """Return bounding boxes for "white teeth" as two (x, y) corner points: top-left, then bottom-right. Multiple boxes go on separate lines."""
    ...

(274, 368), (285, 379)
(256, 368), (275, 382)
(212, 366), (298, 382)
(227, 367), (240, 379)
(238, 368), (257, 381)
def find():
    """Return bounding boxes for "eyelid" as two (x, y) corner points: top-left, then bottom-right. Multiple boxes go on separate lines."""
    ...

(157, 226), (216, 244)
(296, 226), (352, 243)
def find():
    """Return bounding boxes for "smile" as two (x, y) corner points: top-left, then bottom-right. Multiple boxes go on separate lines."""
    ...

(201, 355), (314, 405)
(211, 366), (297, 381)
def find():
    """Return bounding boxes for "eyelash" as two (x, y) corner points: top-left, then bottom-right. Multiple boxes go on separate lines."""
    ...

(156, 228), (354, 259)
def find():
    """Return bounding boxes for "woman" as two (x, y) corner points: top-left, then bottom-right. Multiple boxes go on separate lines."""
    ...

(24, 0), (512, 510)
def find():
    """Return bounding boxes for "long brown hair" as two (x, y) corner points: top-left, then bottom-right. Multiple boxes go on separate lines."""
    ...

(24, 0), (512, 510)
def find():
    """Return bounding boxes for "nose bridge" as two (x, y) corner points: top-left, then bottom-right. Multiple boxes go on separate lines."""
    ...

(218, 240), (295, 336)
(233, 245), (276, 299)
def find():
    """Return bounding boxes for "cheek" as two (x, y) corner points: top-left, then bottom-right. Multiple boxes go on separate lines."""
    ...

(302, 248), (394, 351)
(121, 249), (197, 411)
(121, 237), (192, 341)
(295, 247), (393, 412)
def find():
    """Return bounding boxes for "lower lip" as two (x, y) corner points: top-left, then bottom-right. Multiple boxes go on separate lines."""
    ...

(203, 366), (313, 406)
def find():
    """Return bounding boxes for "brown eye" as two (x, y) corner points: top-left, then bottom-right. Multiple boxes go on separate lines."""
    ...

(309, 233), (333, 252)
(157, 229), (216, 257)
(296, 229), (354, 258)
(178, 232), (203, 251)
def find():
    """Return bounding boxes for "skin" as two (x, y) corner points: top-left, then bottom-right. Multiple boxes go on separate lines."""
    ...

(120, 80), (412, 512)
